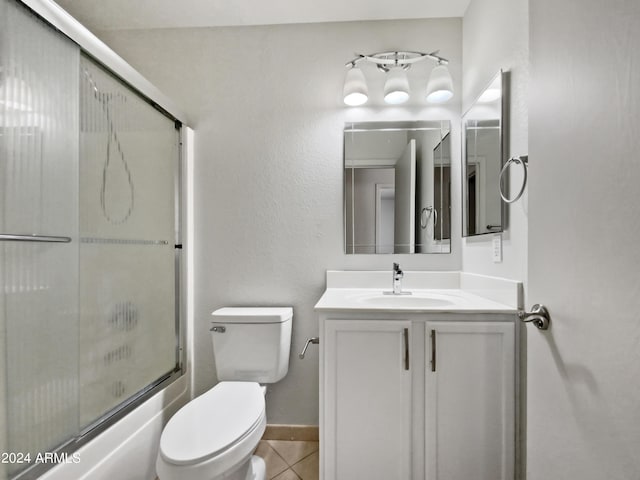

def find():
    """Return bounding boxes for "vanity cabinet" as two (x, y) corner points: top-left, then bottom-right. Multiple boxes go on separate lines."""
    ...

(425, 321), (515, 480)
(322, 319), (412, 479)
(319, 314), (515, 480)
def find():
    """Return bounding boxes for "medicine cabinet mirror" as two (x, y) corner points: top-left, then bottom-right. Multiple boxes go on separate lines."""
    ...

(462, 70), (509, 237)
(344, 121), (451, 254)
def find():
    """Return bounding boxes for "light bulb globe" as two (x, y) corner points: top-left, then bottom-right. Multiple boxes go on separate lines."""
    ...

(384, 66), (410, 105)
(343, 67), (368, 106)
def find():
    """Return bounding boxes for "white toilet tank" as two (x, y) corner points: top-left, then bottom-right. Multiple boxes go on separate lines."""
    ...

(210, 307), (292, 383)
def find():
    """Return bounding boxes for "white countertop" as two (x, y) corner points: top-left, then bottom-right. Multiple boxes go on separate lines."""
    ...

(314, 288), (517, 313)
(314, 271), (523, 314)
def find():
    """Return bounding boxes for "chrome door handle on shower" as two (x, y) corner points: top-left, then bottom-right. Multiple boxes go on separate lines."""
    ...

(299, 337), (319, 359)
(0, 233), (72, 243)
(519, 304), (551, 330)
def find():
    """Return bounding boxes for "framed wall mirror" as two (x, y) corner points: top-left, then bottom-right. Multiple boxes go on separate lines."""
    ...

(344, 121), (451, 254)
(462, 70), (509, 237)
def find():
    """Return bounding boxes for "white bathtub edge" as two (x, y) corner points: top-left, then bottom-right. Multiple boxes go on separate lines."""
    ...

(40, 374), (190, 480)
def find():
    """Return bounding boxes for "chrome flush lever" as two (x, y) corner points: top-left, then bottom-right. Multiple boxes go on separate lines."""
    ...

(299, 337), (319, 359)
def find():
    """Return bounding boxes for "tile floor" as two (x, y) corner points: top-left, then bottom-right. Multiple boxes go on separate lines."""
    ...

(255, 439), (319, 480)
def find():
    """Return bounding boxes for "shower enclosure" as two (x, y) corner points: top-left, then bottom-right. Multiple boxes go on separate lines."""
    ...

(0, 1), (184, 478)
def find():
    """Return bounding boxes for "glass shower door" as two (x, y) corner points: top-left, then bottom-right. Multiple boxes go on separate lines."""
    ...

(1, 1), (182, 477)
(78, 56), (179, 428)
(0, 0), (81, 476)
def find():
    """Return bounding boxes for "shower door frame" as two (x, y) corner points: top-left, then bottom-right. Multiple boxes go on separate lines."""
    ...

(7, 1), (189, 479)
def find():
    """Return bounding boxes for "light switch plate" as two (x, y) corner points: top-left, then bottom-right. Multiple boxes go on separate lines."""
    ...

(492, 234), (502, 263)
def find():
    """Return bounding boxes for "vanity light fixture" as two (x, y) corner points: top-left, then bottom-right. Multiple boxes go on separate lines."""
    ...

(342, 50), (453, 106)
(425, 62), (454, 103)
(383, 66), (410, 104)
(343, 64), (369, 106)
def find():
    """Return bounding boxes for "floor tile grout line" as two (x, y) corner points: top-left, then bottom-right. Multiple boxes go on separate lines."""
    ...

(289, 449), (319, 470)
(261, 439), (319, 480)
(267, 441), (294, 469)
(258, 441), (290, 479)
(271, 467), (303, 480)
(267, 440), (319, 468)
(288, 468), (303, 480)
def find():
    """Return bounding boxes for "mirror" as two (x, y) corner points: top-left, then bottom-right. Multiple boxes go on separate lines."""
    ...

(344, 121), (451, 254)
(462, 70), (509, 237)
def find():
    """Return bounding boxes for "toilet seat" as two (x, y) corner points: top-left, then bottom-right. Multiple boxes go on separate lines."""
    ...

(160, 381), (265, 466)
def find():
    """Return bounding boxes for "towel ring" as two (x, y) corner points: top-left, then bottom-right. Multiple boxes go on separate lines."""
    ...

(420, 207), (438, 229)
(499, 155), (528, 203)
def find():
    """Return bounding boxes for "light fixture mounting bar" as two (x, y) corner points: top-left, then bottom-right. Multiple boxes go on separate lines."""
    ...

(345, 50), (449, 70)
(342, 47), (454, 106)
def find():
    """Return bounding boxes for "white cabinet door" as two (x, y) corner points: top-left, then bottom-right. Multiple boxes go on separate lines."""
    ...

(322, 319), (412, 480)
(425, 322), (515, 480)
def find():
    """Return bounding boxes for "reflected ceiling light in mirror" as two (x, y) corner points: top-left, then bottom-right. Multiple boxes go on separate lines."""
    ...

(383, 66), (410, 104)
(425, 63), (454, 103)
(477, 77), (501, 103)
(477, 88), (501, 102)
(343, 50), (453, 106)
(343, 64), (368, 106)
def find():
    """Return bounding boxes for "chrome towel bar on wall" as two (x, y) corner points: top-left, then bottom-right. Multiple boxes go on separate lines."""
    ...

(499, 155), (528, 203)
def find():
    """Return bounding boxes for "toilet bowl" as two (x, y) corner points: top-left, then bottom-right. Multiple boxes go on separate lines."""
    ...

(157, 382), (267, 480)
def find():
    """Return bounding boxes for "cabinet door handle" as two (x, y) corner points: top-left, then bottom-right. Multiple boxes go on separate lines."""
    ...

(430, 329), (436, 372)
(403, 328), (410, 371)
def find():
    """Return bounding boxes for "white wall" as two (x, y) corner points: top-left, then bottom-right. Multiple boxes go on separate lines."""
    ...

(461, 0), (528, 284)
(97, 18), (463, 424)
(528, 0), (640, 478)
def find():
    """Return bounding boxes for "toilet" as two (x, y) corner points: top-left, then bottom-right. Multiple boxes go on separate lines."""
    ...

(156, 307), (293, 480)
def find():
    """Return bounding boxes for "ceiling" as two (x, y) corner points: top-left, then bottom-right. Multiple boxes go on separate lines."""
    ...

(54, 0), (471, 31)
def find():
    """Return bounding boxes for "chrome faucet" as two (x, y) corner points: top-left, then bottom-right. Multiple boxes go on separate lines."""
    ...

(392, 263), (404, 294)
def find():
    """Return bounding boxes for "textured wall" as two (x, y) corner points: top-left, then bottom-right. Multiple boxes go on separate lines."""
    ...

(98, 18), (463, 424)
(461, 0), (529, 284)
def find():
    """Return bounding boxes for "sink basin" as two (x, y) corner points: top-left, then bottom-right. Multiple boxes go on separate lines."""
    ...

(351, 291), (459, 308)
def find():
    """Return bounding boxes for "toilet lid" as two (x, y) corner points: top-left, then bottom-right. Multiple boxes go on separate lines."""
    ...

(160, 381), (265, 465)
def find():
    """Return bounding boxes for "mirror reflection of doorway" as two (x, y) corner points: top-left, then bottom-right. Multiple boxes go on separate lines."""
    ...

(375, 184), (395, 254)
(434, 166), (451, 241)
(394, 139), (416, 254)
(467, 166), (477, 234)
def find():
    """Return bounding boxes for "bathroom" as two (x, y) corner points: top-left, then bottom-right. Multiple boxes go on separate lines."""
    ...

(0, 0), (639, 479)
